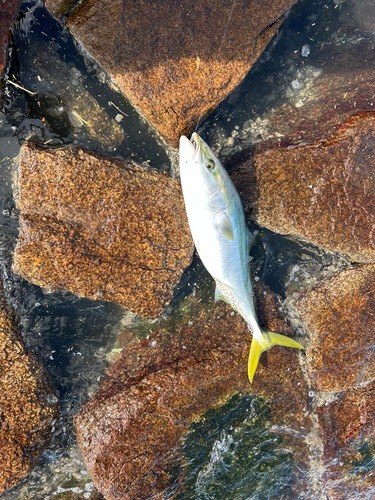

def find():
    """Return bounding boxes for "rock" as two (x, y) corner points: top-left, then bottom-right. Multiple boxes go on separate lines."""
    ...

(17, 38), (125, 148)
(0, 281), (59, 495)
(244, 112), (375, 263)
(57, 0), (299, 147)
(261, 38), (375, 152)
(12, 143), (193, 319)
(44, 0), (77, 17)
(75, 280), (310, 499)
(204, 24), (375, 164)
(286, 264), (375, 393)
(318, 381), (375, 499)
(0, 0), (22, 76)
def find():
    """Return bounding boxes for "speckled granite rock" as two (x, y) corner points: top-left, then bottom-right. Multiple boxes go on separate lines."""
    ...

(0, 281), (59, 495)
(12, 143), (193, 319)
(57, 0), (298, 147)
(245, 112), (375, 263)
(44, 0), (77, 17)
(318, 381), (375, 499)
(0, 0), (22, 76)
(261, 39), (375, 153)
(286, 264), (375, 393)
(75, 282), (310, 500)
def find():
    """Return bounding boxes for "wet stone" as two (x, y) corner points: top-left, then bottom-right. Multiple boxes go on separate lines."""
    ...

(12, 143), (193, 319)
(18, 40), (125, 149)
(286, 264), (375, 393)
(260, 38), (375, 153)
(75, 280), (311, 499)
(318, 381), (375, 499)
(245, 112), (375, 263)
(0, 281), (59, 495)
(204, 16), (375, 166)
(44, 0), (77, 17)
(0, 0), (22, 76)
(62, 0), (298, 147)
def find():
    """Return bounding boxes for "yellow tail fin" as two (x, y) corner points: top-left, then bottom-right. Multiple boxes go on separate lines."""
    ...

(248, 330), (304, 383)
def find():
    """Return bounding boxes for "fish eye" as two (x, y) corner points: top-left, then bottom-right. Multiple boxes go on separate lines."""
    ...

(206, 159), (215, 171)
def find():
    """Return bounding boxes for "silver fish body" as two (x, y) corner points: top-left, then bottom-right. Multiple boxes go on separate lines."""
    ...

(179, 133), (304, 382)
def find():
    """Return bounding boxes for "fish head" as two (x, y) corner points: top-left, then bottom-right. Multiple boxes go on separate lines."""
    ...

(179, 132), (231, 213)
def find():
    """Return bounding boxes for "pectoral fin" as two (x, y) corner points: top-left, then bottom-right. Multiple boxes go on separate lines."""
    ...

(248, 329), (304, 383)
(247, 228), (255, 248)
(215, 285), (229, 304)
(219, 213), (234, 240)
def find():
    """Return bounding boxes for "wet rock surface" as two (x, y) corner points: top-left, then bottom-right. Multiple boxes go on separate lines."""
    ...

(287, 264), (375, 393)
(318, 381), (375, 499)
(0, 0), (21, 77)
(0, 280), (58, 495)
(242, 112), (375, 263)
(75, 280), (311, 500)
(61, 0), (298, 147)
(1, 0), (375, 499)
(12, 143), (193, 319)
(202, 7), (375, 165)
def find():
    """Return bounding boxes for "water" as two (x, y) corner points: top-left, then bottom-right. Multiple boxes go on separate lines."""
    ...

(0, 0), (373, 498)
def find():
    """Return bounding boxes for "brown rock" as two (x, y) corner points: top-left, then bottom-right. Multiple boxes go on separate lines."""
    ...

(0, 281), (58, 495)
(247, 112), (375, 263)
(318, 381), (375, 499)
(0, 0), (22, 76)
(12, 143), (193, 319)
(262, 39), (375, 152)
(44, 0), (77, 17)
(63, 0), (298, 147)
(287, 264), (375, 393)
(75, 282), (310, 500)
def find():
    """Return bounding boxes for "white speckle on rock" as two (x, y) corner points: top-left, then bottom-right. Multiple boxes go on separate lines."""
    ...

(151, 340), (157, 347)
(291, 79), (300, 89)
(301, 44), (310, 57)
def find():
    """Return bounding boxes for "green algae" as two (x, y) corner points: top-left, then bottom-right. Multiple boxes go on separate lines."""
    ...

(173, 393), (295, 500)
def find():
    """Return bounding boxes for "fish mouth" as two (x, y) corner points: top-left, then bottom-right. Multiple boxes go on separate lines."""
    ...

(190, 132), (200, 159)
(179, 134), (197, 160)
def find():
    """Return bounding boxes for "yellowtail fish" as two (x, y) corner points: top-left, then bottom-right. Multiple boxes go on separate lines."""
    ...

(179, 133), (304, 382)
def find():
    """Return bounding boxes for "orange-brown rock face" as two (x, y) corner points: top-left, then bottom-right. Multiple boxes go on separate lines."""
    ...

(248, 112), (375, 263)
(0, 0), (22, 76)
(61, 0), (298, 147)
(318, 382), (375, 499)
(75, 282), (310, 500)
(0, 282), (58, 495)
(287, 264), (375, 393)
(12, 143), (193, 319)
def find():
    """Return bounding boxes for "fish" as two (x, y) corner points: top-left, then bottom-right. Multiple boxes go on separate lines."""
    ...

(179, 132), (304, 382)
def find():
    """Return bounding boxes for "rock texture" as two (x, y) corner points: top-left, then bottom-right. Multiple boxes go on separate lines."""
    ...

(246, 112), (375, 262)
(283, 264), (375, 498)
(0, 0), (22, 76)
(318, 382), (375, 499)
(263, 39), (375, 152)
(19, 40), (125, 148)
(57, 0), (299, 147)
(287, 264), (375, 393)
(12, 143), (193, 319)
(75, 282), (310, 500)
(0, 281), (59, 495)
